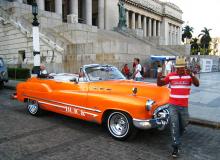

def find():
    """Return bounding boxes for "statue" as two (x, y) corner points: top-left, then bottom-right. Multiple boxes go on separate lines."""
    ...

(118, 0), (127, 28)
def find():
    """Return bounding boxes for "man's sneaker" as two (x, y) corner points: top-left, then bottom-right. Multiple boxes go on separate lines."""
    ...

(172, 146), (179, 158)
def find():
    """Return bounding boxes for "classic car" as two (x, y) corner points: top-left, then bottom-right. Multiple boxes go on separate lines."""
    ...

(16, 64), (170, 140)
(0, 57), (8, 89)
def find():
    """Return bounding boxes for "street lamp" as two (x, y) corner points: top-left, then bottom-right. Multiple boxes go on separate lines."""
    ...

(31, 1), (41, 75)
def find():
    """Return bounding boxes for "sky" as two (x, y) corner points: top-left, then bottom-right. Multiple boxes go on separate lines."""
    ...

(161, 0), (220, 38)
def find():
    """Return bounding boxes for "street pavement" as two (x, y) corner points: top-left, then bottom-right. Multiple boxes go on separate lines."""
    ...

(0, 89), (220, 160)
(5, 72), (220, 125)
(189, 72), (220, 123)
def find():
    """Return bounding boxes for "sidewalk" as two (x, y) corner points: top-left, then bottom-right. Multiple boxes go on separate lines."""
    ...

(4, 73), (220, 128)
(144, 73), (220, 128)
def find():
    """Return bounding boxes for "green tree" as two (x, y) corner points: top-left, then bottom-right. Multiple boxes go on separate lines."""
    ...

(198, 27), (212, 55)
(182, 25), (193, 43)
(190, 38), (199, 55)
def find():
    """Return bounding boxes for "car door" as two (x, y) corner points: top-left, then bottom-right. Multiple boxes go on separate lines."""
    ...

(43, 79), (89, 119)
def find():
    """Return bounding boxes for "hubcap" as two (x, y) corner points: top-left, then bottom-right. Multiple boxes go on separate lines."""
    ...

(28, 101), (38, 114)
(108, 113), (129, 137)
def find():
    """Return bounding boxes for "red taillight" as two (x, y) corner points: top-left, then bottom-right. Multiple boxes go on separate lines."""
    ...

(11, 93), (17, 99)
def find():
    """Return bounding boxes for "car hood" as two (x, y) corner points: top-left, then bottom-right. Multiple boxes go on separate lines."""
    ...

(89, 80), (170, 106)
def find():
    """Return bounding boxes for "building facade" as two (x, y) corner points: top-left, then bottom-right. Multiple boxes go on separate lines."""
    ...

(210, 38), (220, 56)
(0, 0), (185, 72)
(15, 0), (183, 45)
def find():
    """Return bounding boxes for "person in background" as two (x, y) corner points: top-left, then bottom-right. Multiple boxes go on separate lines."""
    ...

(38, 64), (48, 78)
(132, 61), (136, 74)
(122, 64), (130, 79)
(153, 61), (159, 78)
(157, 56), (199, 158)
(165, 60), (172, 76)
(133, 58), (142, 81)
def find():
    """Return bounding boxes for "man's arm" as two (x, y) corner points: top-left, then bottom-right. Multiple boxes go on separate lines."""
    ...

(186, 69), (200, 87)
(157, 72), (168, 86)
(132, 70), (138, 79)
(190, 73), (200, 87)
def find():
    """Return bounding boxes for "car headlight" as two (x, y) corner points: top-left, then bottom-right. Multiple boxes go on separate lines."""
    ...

(146, 99), (155, 111)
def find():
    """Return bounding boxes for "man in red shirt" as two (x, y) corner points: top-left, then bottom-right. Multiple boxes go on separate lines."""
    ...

(157, 56), (199, 158)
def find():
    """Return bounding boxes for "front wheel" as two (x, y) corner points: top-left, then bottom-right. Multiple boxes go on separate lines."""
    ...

(107, 111), (137, 141)
(27, 100), (43, 116)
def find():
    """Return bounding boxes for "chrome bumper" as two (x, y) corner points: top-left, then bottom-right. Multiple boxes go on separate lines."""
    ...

(133, 117), (169, 130)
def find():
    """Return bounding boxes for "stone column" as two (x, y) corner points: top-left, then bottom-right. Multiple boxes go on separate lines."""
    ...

(138, 14), (142, 28)
(178, 27), (181, 44)
(157, 21), (160, 36)
(143, 17), (147, 37)
(176, 27), (178, 44)
(148, 18), (152, 37)
(55, 0), (62, 15)
(174, 26), (176, 44)
(132, 12), (135, 30)
(173, 25), (175, 45)
(98, 0), (104, 29)
(126, 10), (129, 28)
(36, 0), (45, 11)
(170, 24), (173, 45)
(172, 25), (175, 44)
(85, 0), (92, 25)
(70, 0), (78, 14)
(153, 19), (156, 36)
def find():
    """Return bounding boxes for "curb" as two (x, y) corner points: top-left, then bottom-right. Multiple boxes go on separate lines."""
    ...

(189, 117), (220, 129)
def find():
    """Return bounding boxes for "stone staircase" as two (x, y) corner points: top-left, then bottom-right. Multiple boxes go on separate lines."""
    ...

(0, 10), (66, 60)
(115, 27), (186, 56)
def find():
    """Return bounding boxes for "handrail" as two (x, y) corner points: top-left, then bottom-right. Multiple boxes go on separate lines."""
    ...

(0, 6), (64, 54)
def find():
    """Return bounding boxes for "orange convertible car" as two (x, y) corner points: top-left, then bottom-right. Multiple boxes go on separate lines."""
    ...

(16, 64), (170, 140)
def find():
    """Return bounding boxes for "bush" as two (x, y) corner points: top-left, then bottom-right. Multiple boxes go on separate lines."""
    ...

(8, 68), (31, 79)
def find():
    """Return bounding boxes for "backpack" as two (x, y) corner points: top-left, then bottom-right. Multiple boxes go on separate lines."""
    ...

(140, 66), (144, 76)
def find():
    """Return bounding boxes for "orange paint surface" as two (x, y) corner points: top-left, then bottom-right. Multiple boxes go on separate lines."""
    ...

(16, 77), (170, 124)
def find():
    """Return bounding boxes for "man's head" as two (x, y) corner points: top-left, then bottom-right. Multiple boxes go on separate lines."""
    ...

(40, 64), (46, 70)
(175, 56), (186, 75)
(134, 58), (140, 65)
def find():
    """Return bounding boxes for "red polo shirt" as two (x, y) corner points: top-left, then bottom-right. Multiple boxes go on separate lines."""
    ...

(164, 72), (192, 107)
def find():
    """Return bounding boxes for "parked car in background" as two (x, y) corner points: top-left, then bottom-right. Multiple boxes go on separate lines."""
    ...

(0, 57), (8, 88)
(16, 64), (170, 140)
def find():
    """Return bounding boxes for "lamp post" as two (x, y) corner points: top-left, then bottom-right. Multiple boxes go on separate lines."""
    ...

(32, 1), (41, 75)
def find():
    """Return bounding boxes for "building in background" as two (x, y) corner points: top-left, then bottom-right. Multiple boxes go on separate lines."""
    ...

(0, 0), (187, 73)
(210, 37), (220, 56)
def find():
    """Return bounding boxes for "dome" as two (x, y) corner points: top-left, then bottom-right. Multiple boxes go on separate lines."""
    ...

(164, 2), (182, 11)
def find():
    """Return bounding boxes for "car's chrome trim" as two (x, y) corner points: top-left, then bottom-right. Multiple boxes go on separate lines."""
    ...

(133, 117), (169, 130)
(23, 94), (102, 113)
(38, 100), (98, 117)
(133, 118), (152, 130)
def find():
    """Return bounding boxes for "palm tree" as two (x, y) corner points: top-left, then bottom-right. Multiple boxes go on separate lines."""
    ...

(190, 38), (199, 55)
(182, 25), (193, 43)
(198, 27), (212, 55)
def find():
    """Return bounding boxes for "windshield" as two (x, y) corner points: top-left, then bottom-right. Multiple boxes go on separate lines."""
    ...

(85, 66), (125, 81)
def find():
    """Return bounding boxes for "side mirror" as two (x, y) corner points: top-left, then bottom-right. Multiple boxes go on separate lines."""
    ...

(70, 78), (78, 84)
